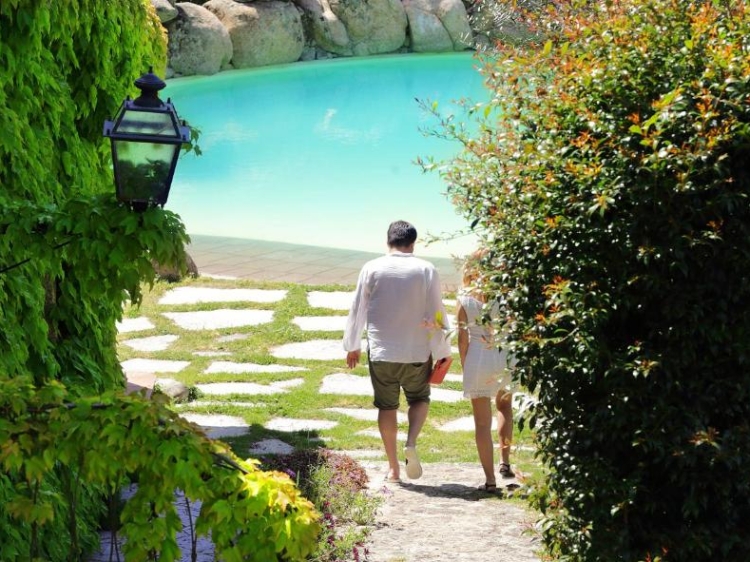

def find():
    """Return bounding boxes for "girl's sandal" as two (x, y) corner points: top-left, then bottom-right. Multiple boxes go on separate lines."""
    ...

(499, 463), (515, 478)
(478, 482), (499, 494)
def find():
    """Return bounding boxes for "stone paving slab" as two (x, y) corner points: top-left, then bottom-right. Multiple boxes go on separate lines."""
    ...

(121, 358), (190, 375)
(181, 413), (250, 439)
(292, 315), (348, 331)
(306, 291), (354, 310)
(357, 429), (408, 441)
(247, 438), (295, 455)
(196, 379), (304, 396)
(164, 309), (274, 330)
(325, 407), (407, 424)
(159, 287), (287, 305)
(271, 338), (363, 361)
(121, 334), (179, 352)
(116, 317), (155, 333)
(204, 361), (307, 374)
(319, 373), (373, 396)
(264, 418), (339, 432)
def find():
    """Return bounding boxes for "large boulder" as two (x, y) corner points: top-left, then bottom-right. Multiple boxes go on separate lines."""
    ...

(294, 0), (406, 57)
(166, 3), (233, 76)
(294, 0), (350, 55)
(329, 0), (407, 56)
(403, 0), (472, 52)
(205, 0), (305, 68)
(152, 0), (179, 23)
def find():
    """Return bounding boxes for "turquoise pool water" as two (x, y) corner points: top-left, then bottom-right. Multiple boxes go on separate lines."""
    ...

(166, 52), (487, 257)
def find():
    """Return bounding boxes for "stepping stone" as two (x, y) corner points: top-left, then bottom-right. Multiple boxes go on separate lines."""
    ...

(176, 400), (261, 409)
(217, 333), (250, 342)
(116, 317), (155, 334)
(442, 373), (463, 383)
(357, 429), (407, 441)
(292, 316), (348, 332)
(271, 338), (365, 361)
(247, 438), (295, 455)
(319, 373), (373, 396)
(340, 450), (383, 459)
(307, 291), (354, 310)
(121, 335), (178, 352)
(196, 379), (304, 396)
(429, 386), (464, 403)
(181, 413), (249, 439)
(320, 373), (461, 403)
(163, 309), (273, 330)
(193, 351), (233, 357)
(265, 418), (338, 432)
(121, 358), (190, 375)
(159, 287), (287, 305)
(204, 361), (307, 375)
(439, 416), (498, 432)
(325, 407), (407, 424)
(443, 298), (457, 309)
(271, 378), (305, 389)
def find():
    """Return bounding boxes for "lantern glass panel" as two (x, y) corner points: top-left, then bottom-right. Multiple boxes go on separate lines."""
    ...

(116, 109), (178, 137)
(112, 140), (179, 203)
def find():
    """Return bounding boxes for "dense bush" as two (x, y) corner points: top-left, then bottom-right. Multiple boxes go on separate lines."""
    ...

(434, 1), (750, 560)
(1, 2), (320, 559)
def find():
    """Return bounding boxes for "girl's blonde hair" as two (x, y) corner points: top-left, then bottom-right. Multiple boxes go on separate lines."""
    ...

(462, 248), (488, 288)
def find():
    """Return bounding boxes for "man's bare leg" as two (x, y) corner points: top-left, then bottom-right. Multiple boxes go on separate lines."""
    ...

(378, 408), (400, 480)
(406, 400), (429, 447)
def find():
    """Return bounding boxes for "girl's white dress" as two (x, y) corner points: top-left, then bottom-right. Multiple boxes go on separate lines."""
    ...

(458, 294), (512, 399)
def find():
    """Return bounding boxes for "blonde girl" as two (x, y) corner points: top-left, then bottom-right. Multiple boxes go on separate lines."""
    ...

(457, 250), (515, 492)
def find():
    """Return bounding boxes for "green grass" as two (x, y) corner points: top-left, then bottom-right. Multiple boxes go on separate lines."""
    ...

(120, 275), (546, 487)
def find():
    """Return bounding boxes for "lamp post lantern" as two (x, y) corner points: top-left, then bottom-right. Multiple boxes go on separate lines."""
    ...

(103, 69), (190, 211)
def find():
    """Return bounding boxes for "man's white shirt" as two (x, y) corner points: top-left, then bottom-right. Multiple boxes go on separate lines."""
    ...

(343, 251), (452, 362)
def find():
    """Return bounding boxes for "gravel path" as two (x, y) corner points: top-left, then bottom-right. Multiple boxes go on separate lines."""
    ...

(360, 461), (542, 562)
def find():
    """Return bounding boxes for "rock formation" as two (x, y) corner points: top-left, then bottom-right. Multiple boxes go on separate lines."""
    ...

(151, 0), (475, 76)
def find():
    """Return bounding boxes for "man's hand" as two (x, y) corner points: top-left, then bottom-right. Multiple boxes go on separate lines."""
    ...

(346, 350), (361, 369)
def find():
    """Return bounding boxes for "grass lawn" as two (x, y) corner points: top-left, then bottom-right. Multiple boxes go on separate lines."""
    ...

(119, 275), (546, 487)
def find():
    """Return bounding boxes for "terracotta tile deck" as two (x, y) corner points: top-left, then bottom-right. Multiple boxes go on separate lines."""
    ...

(186, 234), (461, 290)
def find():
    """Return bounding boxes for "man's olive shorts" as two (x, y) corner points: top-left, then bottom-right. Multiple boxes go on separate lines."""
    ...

(368, 359), (432, 410)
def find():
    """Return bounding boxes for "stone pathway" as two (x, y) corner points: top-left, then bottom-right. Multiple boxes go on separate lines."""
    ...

(107, 285), (541, 561)
(361, 462), (541, 562)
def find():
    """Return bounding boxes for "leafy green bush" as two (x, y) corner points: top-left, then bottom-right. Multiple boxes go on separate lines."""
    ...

(1, 2), (321, 559)
(434, 1), (750, 560)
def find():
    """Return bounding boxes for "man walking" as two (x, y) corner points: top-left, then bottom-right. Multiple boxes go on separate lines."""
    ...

(343, 220), (452, 482)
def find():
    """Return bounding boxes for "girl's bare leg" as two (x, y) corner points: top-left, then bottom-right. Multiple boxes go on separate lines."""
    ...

(496, 391), (513, 469)
(471, 396), (495, 485)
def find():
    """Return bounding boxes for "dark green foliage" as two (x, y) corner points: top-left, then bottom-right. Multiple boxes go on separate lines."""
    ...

(0, 2), (183, 559)
(436, 1), (750, 560)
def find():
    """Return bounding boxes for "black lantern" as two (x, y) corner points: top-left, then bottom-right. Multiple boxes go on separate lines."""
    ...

(103, 69), (190, 211)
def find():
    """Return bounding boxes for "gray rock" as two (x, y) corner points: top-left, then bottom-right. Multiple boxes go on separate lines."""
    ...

(329, 0), (407, 56)
(403, 0), (472, 52)
(167, 3), (233, 76)
(154, 377), (191, 403)
(152, 0), (179, 23)
(205, 0), (305, 68)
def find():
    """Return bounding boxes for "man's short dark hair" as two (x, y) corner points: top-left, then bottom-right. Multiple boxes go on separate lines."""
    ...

(387, 220), (417, 248)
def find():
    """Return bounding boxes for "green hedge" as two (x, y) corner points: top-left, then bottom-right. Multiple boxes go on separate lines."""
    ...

(1, 3), (320, 559)
(437, 1), (750, 560)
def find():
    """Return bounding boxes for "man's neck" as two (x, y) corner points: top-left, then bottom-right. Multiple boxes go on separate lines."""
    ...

(388, 244), (415, 254)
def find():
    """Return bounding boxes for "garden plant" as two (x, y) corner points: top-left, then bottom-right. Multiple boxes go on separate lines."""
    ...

(429, 0), (750, 560)
(0, 2), (320, 560)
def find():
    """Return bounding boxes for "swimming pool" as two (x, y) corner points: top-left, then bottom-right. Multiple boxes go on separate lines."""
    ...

(167, 52), (487, 257)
